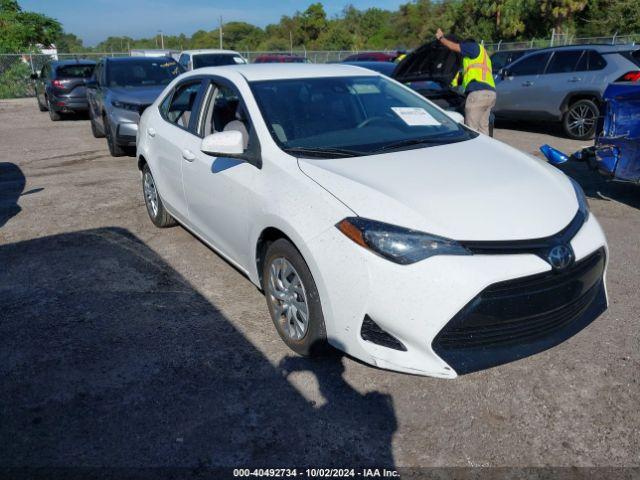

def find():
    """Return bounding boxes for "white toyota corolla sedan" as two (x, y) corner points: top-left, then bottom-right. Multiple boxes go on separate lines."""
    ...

(136, 64), (608, 378)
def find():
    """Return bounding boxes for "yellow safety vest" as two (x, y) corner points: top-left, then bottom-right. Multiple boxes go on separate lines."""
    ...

(451, 44), (495, 91)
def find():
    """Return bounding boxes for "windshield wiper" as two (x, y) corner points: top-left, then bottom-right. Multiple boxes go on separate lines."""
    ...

(284, 146), (365, 158)
(370, 137), (445, 154)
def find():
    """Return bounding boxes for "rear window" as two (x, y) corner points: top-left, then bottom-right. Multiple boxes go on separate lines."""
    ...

(56, 64), (95, 78)
(193, 54), (246, 68)
(545, 50), (583, 74)
(619, 49), (640, 67)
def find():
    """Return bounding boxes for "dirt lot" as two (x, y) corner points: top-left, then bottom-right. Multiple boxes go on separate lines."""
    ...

(1, 98), (639, 471)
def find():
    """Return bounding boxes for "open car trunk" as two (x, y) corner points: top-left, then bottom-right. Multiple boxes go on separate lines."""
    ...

(393, 40), (465, 112)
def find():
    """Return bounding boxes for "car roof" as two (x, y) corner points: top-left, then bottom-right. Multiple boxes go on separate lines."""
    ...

(104, 56), (176, 63)
(186, 63), (378, 81)
(181, 49), (241, 55)
(51, 59), (96, 67)
(527, 44), (639, 54)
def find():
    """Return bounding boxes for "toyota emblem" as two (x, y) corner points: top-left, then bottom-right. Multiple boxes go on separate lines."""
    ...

(547, 245), (574, 270)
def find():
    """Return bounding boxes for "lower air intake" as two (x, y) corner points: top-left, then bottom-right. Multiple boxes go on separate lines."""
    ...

(361, 315), (407, 351)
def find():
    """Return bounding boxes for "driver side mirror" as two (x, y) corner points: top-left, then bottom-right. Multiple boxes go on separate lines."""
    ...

(500, 68), (511, 79)
(201, 130), (245, 156)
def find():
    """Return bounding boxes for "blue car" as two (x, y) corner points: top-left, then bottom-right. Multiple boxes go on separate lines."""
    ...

(541, 79), (640, 184)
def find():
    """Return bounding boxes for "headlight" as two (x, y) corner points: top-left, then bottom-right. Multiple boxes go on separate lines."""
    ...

(336, 217), (471, 265)
(111, 100), (140, 111)
(570, 178), (590, 220)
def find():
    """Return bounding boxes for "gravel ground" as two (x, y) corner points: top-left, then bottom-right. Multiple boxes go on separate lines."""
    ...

(1, 98), (638, 471)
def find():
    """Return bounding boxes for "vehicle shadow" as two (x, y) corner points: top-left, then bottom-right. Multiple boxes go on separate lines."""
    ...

(0, 162), (26, 228)
(557, 160), (640, 210)
(0, 228), (397, 472)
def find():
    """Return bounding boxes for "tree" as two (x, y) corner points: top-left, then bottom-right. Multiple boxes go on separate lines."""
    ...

(539, 0), (588, 33)
(55, 32), (86, 53)
(0, 0), (62, 53)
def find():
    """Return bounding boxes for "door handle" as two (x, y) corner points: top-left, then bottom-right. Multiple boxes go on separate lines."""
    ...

(568, 77), (581, 83)
(182, 149), (196, 162)
(522, 81), (533, 87)
(147, 127), (156, 137)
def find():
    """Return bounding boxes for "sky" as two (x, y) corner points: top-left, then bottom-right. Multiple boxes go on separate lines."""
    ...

(21, 0), (407, 47)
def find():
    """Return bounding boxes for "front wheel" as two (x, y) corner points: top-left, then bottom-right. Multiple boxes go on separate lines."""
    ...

(105, 117), (125, 157)
(90, 110), (105, 138)
(262, 239), (327, 356)
(142, 164), (176, 228)
(562, 99), (598, 140)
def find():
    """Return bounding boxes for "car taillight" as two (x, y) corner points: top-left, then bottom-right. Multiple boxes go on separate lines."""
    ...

(51, 79), (65, 89)
(616, 71), (640, 82)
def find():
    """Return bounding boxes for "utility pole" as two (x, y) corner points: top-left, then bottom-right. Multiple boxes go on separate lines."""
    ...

(289, 31), (293, 55)
(159, 30), (164, 49)
(219, 16), (223, 49)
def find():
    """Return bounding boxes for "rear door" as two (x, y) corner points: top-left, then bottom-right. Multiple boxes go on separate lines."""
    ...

(533, 49), (585, 118)
(494, 51), (551, 116)
(149, 78), (205, 220)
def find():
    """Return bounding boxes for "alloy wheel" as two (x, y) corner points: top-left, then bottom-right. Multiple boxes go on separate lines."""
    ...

(567, 103), (596, 138)
(143, 171), (159, 218)
(267, 257), (310, 340)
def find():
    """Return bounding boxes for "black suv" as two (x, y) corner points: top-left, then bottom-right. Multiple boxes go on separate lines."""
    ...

(32, 59), (96, 121)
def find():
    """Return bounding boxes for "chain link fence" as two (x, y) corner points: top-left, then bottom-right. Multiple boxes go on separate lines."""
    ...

(1, 33), (638, 99)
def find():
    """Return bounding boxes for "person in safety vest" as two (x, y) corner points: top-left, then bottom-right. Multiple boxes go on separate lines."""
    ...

(436, 28), (496, 136)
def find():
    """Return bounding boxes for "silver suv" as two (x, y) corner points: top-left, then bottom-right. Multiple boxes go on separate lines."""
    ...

(494, 45), (640, 139)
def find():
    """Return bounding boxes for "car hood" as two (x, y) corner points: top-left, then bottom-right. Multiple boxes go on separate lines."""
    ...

(298, 136), (578, 241)
(107, 86), (166, 105)
(393, 40), (461, 86)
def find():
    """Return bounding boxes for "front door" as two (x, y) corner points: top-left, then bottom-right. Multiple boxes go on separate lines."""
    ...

(181, 80), (258, 269)
(495, 51), (551, 116)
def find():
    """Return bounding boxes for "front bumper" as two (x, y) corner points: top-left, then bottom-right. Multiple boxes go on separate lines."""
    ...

(305, 213), (608, 378)
(107, 108), (141, 147)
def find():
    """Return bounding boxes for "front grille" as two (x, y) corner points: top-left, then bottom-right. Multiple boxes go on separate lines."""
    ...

(432, 248), (607, 374)
(361, 315), (407, 351)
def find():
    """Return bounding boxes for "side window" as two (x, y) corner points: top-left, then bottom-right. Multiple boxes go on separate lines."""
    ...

(508, 52), (551, 76)
(200, 81), (250, 148)
(587, 51), (606, 71)
(178, 54), (189, 70)
(545, 50), (584, 74)
(164, 81), (202, 131)
(95, 62), (104, 85)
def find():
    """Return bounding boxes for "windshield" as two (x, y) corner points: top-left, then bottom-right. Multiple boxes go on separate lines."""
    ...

(250, 75), (475, 158)
(193, 53), (246, 68)
(107, 59), (183, 87)
(56, 64), (95, 78)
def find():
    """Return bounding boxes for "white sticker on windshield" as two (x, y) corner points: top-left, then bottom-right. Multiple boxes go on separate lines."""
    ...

(391, 107), (441, 126)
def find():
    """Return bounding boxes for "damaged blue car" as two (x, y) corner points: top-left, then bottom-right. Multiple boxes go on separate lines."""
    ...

(541, 78), (640, 184)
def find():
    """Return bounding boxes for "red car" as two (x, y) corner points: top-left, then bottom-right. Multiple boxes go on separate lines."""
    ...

(342, 52), (397, 62)
(254, 54), (308, 63)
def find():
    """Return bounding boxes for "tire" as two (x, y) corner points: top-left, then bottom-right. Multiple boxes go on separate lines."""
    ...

(262, 239), (327, 356)
(142, 164), (176, 228)
(48, 98), (62, 121)
(104, 117), (125, 157)
(562, 99), (599, 140)
(90, 111), (105, 138)
(37, 96), (47, 112)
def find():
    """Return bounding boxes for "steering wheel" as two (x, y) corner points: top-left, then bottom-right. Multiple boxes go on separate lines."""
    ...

(356, 116), (389, 129)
